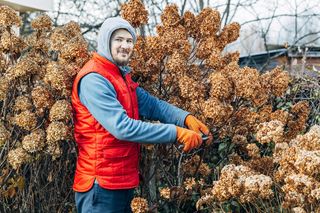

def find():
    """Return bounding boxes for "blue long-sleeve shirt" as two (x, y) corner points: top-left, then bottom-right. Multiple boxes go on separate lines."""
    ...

(78, 72), (189, 144)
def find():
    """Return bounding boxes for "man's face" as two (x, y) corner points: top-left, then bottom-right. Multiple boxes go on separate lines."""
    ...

(110, 29), (134, 66)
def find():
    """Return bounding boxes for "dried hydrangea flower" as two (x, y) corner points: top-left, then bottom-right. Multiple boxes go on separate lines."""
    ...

(184, 177), (196, 190)
(270, 110), (289, 125)
(31, 14), (52, 31)
(8, 147), (32, 169)
(269, 66), (290, 97)
(199, 9), (221, 38)
(0, 30), (27, 53)
(44, 62), (70, 92)
(13, 110), (37, 131)
(196, 8), (220, 39)
(0, 76), (10, 100)
(22, 129), (46, 153)
(209, 71), (233, 100)
(256, 120), (284, 144)
(178, 75), (205, 101)
(218, 22), (240, 49)
(121, 0), (148, 28)
(212, 164), (273, 203)
(0, 122), (10, 147)
(31, 85), (54, 114)
(46, 121), (69, 143)
(196, 36), (219, 59)
(183, 155), (211, 177)
(7, 57), (40, 79)
(246, 143), (260, 158)
(291, 207), (307, 213)
(25, 32), (50, 52)
(290, 125), (320, 151)
(49, 99), (72, 122)
(294, 150), (320, 177)
(286, 101), (310, 139)
(130, 197), (148, 213)
(183, 11), (198, 38)
(160, 4), (180, 27)
(60, 36), (89, 61)
(50, 27), (71, 51)
(160, 187), (170, 199)
(232, 66), (262, 102)
(46, 143), (62, 160)
(239, 174), (274, 203)
(202, 98), (233, 125)
(0, 6), (22, 27)
(14, 95), (33, 112)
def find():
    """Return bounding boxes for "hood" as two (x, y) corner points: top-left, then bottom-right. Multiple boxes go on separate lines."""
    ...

(97, 17), (137, 70)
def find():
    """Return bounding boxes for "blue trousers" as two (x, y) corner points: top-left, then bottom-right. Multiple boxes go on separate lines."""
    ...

(75, 183), (134, 213)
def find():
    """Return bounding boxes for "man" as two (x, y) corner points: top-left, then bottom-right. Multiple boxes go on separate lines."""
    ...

(71, 17), (212, 213)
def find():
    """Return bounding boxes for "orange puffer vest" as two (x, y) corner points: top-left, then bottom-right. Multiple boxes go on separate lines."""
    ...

(71, 53), (140, 192)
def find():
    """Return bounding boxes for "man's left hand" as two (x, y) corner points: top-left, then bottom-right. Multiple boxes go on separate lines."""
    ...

(185, 115), (213, 145)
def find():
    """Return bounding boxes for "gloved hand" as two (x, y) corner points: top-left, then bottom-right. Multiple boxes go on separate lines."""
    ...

(176, 126), (202, 152)
(184, 115), (213, 144)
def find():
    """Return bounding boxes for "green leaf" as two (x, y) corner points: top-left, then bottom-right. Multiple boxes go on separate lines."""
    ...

(218, 142), (228, 153)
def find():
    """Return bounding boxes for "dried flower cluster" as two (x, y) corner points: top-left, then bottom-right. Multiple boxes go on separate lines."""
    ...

(121, 0), (148, 28)
(7, 147), (32, 170)
(274, 125), (320, 210)
(0, 9), (89, 169)
(211, 164), (273, 203)
(256, 120), (284, 144)
(182, 155), (211, 177)
(0, 6), (21, 27)
(0, 122), (10, 147)
(131, 197), (149, 213)
(22, 129), (46, 153)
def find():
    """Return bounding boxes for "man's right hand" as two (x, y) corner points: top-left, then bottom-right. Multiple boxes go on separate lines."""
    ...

(176, 126), (202, 152)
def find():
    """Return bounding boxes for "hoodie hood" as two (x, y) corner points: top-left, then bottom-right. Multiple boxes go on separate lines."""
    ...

(97, 17), (137, 70)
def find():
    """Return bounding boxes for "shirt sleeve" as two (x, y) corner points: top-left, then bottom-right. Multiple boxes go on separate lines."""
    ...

(136, 87), (190, 127)
(78, 72), (176, 144)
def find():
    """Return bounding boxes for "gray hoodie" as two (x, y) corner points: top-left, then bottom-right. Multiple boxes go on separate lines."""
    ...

(97, 17), (137, 70)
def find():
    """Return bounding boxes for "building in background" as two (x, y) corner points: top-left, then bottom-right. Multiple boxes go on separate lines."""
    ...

(0, 0), (53, 11)
(239, 44), (320, 78)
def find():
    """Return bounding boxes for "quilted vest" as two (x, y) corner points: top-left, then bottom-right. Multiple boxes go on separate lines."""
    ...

(71, 53), (140, 192)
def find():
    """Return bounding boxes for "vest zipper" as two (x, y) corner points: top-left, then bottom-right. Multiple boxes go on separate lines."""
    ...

(122, 74), (135, 119)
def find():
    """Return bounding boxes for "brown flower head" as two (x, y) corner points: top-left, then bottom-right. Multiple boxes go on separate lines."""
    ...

(270, 66), (290, 97)
(0, 76), (10, 100)
(161, 4), (180, 27)
(0, 30), (26, 54)
(121, 0), (148, 28)
(31, 14), (52, 30)
(14, 95), (33, 112)
(31, 85), (54, 113)
(256, 120), (284, 144)
(13, 110), (37, 131)
(46, 121), (69, 144)
(49, 99), (72, 122)
(22, 129), (46, 153)
(196, 8), (220, 39)
(60, 36), (89, 61)
(196, 36), (219, 59)
(218, 22), (240, 49)
(8, 147), (32, 169)
(183, 11), (198, 38)
(202, 98), (233, 125)
(209, 71), (233, 100)
(0, 6), (22, 27)
(131, 197), (148, 213)
(0, 122), (10, 147)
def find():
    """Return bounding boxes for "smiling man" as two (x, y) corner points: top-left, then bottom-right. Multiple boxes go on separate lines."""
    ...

(71, 17), (212, 213)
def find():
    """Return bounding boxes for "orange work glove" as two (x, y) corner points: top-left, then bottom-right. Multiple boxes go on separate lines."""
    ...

(184, 115), (213, 144)
(176, 126), (202, 152)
